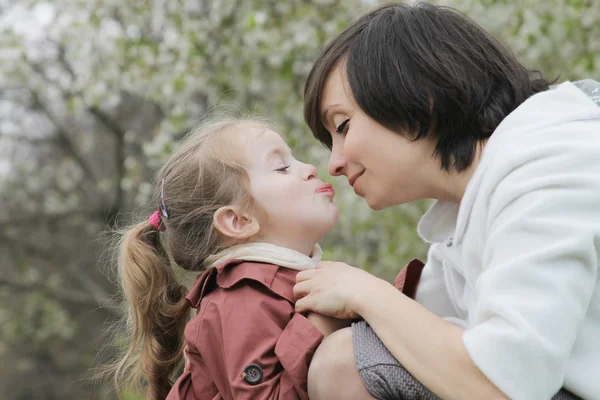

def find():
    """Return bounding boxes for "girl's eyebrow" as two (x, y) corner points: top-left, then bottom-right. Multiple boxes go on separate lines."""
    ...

(265, 145), (292, 161)
(262, 147), (288, 167)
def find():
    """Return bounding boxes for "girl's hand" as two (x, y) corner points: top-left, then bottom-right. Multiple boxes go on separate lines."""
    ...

(294, 261), (384, 319)
(306, 312), (352, 338)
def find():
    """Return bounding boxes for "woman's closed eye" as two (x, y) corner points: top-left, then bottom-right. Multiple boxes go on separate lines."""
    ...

(335, 119), (350, 136)
(275, 165), (290, 173)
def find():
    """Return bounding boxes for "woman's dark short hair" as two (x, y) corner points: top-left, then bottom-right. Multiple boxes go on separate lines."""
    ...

(304, 2), (551, 171)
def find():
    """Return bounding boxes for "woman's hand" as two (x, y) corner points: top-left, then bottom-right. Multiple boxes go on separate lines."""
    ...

(294, 261), (385, 319)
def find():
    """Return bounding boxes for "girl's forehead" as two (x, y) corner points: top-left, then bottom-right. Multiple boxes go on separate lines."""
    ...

(238, 125), (292, 170)
(243, 125), (288, 148)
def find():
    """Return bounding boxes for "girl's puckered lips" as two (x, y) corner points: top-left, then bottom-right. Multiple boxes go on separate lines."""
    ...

(316, 183), (335, 196)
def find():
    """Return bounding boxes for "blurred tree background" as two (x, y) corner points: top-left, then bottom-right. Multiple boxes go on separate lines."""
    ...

(0, 0), (597, 398)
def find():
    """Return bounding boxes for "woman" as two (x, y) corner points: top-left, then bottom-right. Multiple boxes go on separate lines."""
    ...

(293, 3), (600, 400)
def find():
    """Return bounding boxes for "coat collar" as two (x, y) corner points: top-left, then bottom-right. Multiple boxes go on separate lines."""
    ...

(185, 260), (298, 308)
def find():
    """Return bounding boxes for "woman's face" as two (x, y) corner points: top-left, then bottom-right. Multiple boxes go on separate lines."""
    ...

(319, 65), (443, 209)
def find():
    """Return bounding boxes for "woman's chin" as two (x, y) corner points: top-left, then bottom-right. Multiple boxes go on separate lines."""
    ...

(368, 202), (387, 211)
(364, 194), (389, 211)
(364, 190), (417, 210)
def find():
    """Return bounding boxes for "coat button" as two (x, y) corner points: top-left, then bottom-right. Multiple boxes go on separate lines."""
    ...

(242, 364), (263, 385)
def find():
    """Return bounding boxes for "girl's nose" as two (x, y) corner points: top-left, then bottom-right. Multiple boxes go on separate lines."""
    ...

(304, 163), (318, 180)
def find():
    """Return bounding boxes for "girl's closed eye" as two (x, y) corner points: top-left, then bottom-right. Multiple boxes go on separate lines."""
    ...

(275, 165), (290, 173)
(335, 119), (350, 135)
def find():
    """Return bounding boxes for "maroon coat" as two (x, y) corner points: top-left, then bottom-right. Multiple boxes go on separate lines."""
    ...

(166, 258), (425, 400)
(166, 260), (323, 400)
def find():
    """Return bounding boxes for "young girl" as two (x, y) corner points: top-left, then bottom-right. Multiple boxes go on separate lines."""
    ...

(110, 118), (347, 399)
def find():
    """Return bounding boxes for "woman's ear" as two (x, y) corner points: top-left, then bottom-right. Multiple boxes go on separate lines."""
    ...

(213, 206), (260, 240)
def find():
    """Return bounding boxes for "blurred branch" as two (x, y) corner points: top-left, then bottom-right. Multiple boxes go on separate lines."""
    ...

(0, 229), (116, 310)
(26, 47), (135, 217)
(0, 209), (106, 227)
(0, 135), (60, 145)
(28, 89), (98, 186)
(0, 278), (119, 315)
(88, 106), (125, 216)
(27, 42), (77, 91)
(50, 39), (76, 81)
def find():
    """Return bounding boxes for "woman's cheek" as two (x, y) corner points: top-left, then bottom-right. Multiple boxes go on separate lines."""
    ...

(343, 132), (362, 162)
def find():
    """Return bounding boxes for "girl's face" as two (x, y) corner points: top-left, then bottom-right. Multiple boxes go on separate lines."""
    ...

(242, 124), (339, 254)
(319, 65), (444, 209)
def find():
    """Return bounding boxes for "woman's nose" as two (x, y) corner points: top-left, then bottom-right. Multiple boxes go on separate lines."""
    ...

(328, 142), (346, 177)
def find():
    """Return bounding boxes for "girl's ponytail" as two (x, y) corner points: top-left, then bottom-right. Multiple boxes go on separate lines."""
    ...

(114, 219), (189, 399)
(103, 117), (262, 397)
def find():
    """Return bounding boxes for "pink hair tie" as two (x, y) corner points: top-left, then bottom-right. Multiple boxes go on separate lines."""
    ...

(149, 210), (163, 231)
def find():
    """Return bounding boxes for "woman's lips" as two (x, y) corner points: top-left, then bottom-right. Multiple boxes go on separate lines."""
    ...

(349, 171), (364, 188)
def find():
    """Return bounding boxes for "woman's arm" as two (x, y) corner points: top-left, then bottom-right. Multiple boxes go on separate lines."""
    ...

(295, 264), (508, 400)
(358, 277), (508, 400)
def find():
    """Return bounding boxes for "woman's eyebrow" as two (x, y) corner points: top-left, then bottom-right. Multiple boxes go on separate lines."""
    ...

(321, 104), (340, 122)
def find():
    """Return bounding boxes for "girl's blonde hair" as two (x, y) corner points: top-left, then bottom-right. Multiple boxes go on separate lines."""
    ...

(108, 117), (265, 399)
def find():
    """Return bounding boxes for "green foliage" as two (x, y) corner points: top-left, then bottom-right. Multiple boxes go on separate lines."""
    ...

(0, 0), (597, 397)
(118, 388), (143, 400)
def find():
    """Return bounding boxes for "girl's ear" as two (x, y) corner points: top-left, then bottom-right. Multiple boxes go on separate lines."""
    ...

(213, 206), (260, 240)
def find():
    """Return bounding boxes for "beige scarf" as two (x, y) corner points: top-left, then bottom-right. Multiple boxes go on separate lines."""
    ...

(204, 242), (322, 271)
